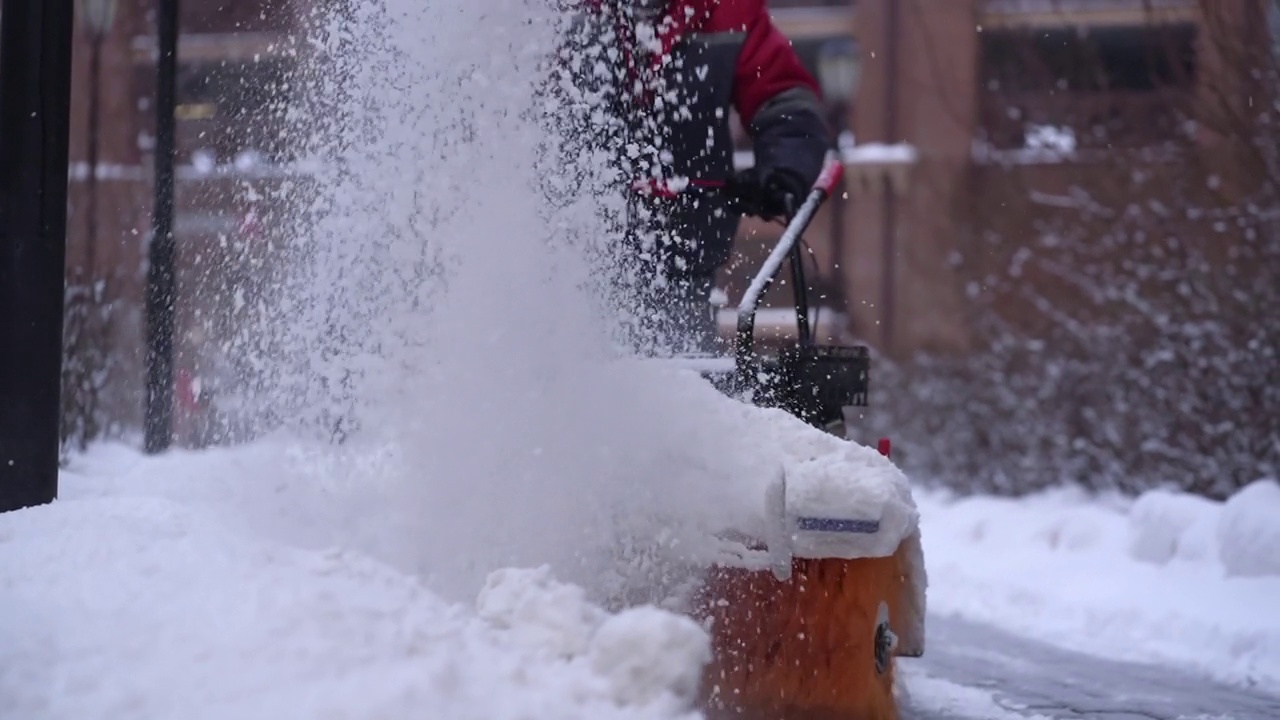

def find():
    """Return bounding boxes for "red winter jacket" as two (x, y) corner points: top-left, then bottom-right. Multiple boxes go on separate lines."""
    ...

(567, 0), (832, 278)
(622, 0), (822, 125)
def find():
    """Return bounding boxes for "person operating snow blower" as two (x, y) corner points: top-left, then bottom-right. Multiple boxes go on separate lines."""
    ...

(550, 11), (927, 720)
(558, 0), (834, 354)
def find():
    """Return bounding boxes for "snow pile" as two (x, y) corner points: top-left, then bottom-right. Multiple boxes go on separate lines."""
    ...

(917, 484), (1280, 689)
(1217, 479), (1280, 578)
(1126, 480), (1280, 577)
(0, 461), (709, 720)
(585, 604), (711, 707)
(476, 566), (612, 658)
(1127, 488), (1218, 564)
(476, 566), (710, 708)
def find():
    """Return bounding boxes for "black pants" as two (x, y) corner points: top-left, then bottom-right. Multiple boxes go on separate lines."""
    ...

(618, 194), (735, 354)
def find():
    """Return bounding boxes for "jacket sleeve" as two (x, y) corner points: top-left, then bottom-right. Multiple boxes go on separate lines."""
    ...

(731, 3), (833, 189)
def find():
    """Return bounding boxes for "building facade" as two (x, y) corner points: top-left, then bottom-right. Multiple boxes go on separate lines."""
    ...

(67, 0), (1272, 440)
(738, 0), (1271, 361)
(67, 0), (308, 439)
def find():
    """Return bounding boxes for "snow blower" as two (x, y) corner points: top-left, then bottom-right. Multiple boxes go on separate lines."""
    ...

(666, 151), (927, 720)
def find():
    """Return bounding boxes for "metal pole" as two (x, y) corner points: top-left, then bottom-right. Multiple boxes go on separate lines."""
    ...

(144, 0), (180, 453)
(0, 0), (75, 512)
(830, 103), (848, 322)
(880, 0), (901, 354)
(86, 35), (103, 292)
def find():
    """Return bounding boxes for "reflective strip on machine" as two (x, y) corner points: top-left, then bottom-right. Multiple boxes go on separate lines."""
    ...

(795, 517), (881, 534)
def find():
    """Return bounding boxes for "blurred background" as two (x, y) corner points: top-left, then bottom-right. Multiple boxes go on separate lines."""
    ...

(43, 0), (1279, 498)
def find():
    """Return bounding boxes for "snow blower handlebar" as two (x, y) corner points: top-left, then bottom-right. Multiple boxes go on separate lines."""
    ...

(734, 152), (844, 371)
(663, 151), (864, 429)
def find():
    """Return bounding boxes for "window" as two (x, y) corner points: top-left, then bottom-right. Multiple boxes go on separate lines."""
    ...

(181, 0), (295, 34)
(977, 22), (1198, 150)
(981, 23), (1197, 93)
(174, 56), (298, 166)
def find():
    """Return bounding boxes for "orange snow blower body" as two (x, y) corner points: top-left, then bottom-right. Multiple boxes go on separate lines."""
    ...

(688, 497), (925, 720)
(679, 154), (926, 720)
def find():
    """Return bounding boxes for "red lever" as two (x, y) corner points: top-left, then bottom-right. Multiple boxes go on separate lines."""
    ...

(813, 153), (845, 196)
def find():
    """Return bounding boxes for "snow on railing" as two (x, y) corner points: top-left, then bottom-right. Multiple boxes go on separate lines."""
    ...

(838, 133), (918, 195)
(841, 142), (919, 166)
(736, 131), (917, 168)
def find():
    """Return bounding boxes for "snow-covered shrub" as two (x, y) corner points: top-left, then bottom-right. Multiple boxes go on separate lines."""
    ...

(1217, 479), (1280, 578)
(845, 7), (1279, 500)
(851, 127), (1277, 500)
(849, 181), (1279, 499)
(1126, 489), (1220, 565)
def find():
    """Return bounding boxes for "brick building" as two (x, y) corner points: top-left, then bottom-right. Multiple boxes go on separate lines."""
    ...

(752, 0), (1274, 360)
(67, 0), (1273, 438)
(67, 0), (308, 438)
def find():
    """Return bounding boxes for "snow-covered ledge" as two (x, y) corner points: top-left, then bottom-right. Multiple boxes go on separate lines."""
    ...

(733, 134), (919, 196)
(840, 133), (918, 196)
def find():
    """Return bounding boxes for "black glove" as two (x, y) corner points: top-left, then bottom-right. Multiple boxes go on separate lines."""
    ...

(725, 166), (806, 221)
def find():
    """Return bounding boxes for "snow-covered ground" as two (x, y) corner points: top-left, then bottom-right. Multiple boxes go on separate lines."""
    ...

(913, 480), (1280, 693)
(4, 429), (1277, 719)
(1, 440), (712, 720)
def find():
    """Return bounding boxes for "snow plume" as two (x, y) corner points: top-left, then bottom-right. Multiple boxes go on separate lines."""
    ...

(227, 0), (741, 607)
(263, 0), (603, 437)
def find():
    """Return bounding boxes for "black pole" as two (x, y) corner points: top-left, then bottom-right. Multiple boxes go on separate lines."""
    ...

(86, 35), (104, 291)
(880, 0), (901, 355)
(145, 0), (180, 453)
(0, 0), (75, 512)
(788, 245), (812, 347)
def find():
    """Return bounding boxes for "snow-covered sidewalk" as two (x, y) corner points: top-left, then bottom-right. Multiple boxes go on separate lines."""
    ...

(915, 481), (1280, 692)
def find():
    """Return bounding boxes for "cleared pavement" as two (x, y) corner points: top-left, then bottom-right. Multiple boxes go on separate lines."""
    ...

(898, 615), (1280, 720)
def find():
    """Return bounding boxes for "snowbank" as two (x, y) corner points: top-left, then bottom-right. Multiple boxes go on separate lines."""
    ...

(1124, 480), (1280, 578)
(917, 484), (1280, 690)
(0, 463), (708, 720)
(1218, 479), (1280, 578)
(1127, 488), (1219, 565)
